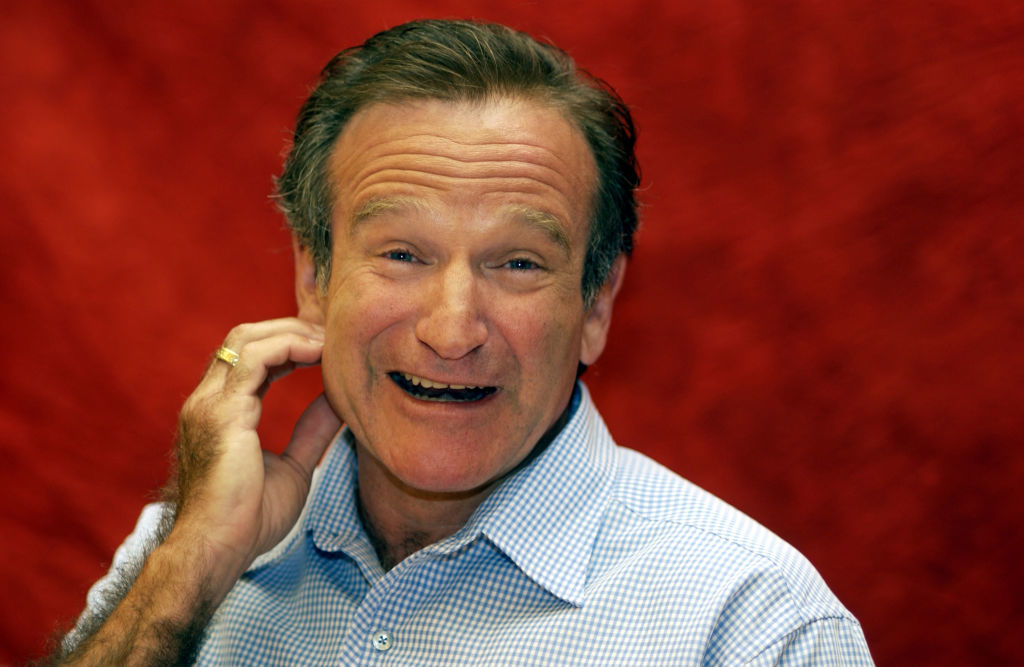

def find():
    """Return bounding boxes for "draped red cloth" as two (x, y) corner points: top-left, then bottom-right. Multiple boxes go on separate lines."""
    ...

(2, 1), (1021, 663)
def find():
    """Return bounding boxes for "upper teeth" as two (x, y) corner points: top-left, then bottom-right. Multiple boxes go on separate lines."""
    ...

(402, 372), (481, 391)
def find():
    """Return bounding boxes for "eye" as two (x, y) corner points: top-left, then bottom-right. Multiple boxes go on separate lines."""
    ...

(504, 257), (540, 271)
(384, 248), (417, 263)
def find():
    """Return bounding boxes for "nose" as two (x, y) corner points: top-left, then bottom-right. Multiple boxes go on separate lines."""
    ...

(415, 262), (488, 360)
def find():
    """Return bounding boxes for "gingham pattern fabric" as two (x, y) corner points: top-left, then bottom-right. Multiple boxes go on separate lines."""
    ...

(84, 384), (872, 665)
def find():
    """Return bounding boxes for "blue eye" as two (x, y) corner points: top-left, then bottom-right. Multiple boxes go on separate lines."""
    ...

(506, 258), (538, 271)
(386, 249), (415, 262)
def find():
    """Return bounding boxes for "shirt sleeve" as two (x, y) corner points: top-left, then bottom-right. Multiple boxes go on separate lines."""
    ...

(62, 502), (170, 652)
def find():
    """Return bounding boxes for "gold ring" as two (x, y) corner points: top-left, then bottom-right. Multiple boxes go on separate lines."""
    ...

(215, 346), (240, 367)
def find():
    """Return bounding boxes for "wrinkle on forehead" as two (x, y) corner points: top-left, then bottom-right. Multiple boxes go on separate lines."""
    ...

(341, 140), (585, 202)
(363, 134), (583, 172)
(328, 98), (597, 247)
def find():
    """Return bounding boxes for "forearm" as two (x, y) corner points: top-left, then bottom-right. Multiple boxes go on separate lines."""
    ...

(57, 530), (246, 666)
(55, 320), (334, 665)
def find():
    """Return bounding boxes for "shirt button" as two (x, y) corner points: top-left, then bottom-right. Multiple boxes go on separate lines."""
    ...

(371, 630), (393, 652)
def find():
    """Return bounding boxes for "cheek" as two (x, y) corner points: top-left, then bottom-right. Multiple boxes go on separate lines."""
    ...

(497, 297), (584, 371)
(322, 281), (412, 369)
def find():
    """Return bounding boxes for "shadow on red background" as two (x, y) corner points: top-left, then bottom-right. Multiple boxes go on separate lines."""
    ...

(1, 1), (1022, 664)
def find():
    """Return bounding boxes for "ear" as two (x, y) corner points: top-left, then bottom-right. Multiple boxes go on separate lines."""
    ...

(579, 255), (627, 366)
(293, 237), (326, 325)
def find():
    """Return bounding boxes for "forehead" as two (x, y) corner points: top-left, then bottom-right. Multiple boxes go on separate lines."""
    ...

(326, 97), (597, 243)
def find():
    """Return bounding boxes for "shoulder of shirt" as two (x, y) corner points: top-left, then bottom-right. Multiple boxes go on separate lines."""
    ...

(604, 444), (857, 626)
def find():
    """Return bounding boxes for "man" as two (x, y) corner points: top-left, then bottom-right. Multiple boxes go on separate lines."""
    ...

(58, 19), (872, 665)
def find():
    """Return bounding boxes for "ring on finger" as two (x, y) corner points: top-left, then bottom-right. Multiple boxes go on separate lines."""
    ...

(215, 346), (240, 367)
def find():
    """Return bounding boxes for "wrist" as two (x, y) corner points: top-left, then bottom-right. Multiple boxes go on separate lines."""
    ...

(157, 525), (252, 608)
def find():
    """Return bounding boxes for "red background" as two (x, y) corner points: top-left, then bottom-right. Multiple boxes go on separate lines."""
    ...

(2, 1), (1022, 664)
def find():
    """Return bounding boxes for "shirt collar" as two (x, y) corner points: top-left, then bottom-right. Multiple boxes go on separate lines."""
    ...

(304, 430), (383, 567)
(251, 383), (619, 607)
(249, 430), (377, 574)
(454, 383), (618, 606)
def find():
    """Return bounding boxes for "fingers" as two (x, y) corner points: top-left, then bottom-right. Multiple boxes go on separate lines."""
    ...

(206, 318), (322, 373)
(222, 332), (324, 396)
(282, 393), (343, 476)
(202, 318), (325, 395)
(181, 318), (327, 448)
(223, 318), (324, 353)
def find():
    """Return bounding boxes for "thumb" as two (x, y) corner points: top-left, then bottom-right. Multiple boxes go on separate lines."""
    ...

(283, 393), (342, 475)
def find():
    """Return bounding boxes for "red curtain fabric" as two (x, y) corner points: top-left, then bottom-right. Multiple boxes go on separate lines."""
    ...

(2, 1), (1021, 663)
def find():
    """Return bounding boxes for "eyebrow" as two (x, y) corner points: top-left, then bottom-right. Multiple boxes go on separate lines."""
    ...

(350, 196), (572, 255)
(502, 204), (571, 255)
(350, 196), (431, 232)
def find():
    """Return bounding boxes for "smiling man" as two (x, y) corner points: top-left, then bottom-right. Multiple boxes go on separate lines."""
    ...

(305, 97), (615, 571)
(58, 20), (872, 665)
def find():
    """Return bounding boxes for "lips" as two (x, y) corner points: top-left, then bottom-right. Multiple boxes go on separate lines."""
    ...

(388, 371), (498, 402)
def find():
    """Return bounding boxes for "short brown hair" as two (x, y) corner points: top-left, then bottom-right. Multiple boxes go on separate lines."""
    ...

(275, 19), (639, 304)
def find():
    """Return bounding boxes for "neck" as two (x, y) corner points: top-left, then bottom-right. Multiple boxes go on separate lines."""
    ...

(355, 462), (492, 570)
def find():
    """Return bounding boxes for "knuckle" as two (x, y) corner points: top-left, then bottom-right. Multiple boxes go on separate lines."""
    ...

(229, 336), (267, 372)
(224, 322), (257, 348)
(238, 338), (260, 357)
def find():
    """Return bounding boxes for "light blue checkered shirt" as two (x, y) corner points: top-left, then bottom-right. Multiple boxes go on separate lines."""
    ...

(81, 383), (872, 665)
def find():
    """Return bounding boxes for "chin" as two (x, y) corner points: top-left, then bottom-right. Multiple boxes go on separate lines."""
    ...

(379, 437), (518, 498)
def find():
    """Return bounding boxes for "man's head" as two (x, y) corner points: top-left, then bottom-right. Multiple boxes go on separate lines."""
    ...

(285, 20), (639, 497)
(276, 19), (639, 306)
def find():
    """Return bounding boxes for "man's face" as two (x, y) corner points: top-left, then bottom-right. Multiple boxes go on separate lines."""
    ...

(301, 97), (616, 495)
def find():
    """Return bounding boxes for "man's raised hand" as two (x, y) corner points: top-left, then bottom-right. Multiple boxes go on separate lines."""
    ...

(58, 317), (341, 664)
(171, 317), (341, 586)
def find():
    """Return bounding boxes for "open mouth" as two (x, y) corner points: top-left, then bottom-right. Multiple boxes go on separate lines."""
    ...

(388, 371), (498, 403)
